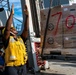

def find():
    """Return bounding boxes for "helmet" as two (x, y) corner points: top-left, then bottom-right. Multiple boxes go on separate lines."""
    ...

(2, 28), (5, 34)
(2, 27), (16, 34)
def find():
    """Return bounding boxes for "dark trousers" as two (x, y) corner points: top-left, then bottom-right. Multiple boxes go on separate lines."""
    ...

(0, 70), (5, 75)
(5, 64), (27, 75)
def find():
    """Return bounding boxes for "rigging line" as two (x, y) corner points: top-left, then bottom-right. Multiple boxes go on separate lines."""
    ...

(13, 17), (22, 23)
(41, 0), (53, 58)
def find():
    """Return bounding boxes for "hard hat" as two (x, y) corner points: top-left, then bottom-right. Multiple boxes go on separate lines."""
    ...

(2, 28), (5, 34)
(2, 26), (16, 34)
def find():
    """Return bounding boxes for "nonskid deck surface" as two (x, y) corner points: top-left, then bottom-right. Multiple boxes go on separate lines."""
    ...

(27, 59), (76, 75)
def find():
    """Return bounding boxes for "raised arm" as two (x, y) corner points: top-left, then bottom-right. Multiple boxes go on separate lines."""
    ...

(21, 5), (29, 41)
(4, 4), (14, 39)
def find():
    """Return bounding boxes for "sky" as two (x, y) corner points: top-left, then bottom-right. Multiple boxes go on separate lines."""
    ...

(9, 0), (23, 31)
(9, 0), (22, 19)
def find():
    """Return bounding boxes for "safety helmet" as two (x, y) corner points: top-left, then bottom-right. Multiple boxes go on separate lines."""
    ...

(2, 28), (5, 34)
(2, 27), (16, 34)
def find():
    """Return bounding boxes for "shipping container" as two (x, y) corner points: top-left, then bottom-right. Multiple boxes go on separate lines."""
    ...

(40, 4), (76, 56)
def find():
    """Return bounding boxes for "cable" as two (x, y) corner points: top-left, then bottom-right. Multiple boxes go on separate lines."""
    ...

(41, 0), (53, 58)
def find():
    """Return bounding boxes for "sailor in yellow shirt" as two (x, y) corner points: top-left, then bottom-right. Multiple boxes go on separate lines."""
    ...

(2, 4), (29, 75)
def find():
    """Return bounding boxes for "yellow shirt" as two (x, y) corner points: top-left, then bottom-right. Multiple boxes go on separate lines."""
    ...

(5, 36), (28, 66)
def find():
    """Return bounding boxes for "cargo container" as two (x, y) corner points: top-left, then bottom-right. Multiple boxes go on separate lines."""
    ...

(40, 4), (76, 56)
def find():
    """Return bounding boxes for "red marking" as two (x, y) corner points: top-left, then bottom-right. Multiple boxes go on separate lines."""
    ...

(65, 15), (75, 29)
(52, 12), (62, 35)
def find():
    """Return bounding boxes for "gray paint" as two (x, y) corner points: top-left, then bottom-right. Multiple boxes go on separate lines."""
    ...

(0, 10), (7, 26)
(43, 0), (69, 8)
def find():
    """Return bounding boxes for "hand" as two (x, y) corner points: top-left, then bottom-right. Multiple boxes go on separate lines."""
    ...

(24, 5), (28, 16)
(11, 4), (14, 15)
